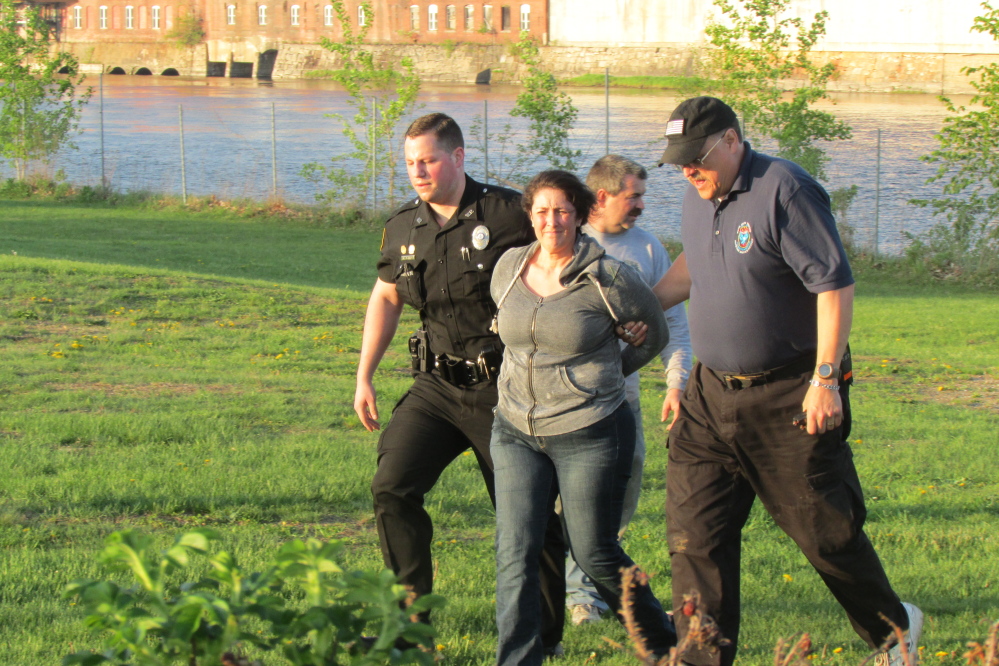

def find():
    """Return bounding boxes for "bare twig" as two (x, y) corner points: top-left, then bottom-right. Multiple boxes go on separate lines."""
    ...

(774, 633), (813, 666)
(964, 620), (999, 666)
(619, 565), (653, 663)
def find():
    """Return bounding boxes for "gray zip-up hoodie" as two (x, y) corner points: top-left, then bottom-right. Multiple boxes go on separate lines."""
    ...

(490, 234), (669, 437)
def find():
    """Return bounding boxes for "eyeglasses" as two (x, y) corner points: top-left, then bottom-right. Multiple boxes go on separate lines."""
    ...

(674, 135), (725, 173)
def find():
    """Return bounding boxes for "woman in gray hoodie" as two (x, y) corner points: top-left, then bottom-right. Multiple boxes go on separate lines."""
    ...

(490, 170), (676, 666)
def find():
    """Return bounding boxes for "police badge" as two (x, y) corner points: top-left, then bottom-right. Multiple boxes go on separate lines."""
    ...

(471, 225), (490, 250)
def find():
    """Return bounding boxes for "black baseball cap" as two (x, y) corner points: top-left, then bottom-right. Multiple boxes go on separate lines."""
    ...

(657, 96), (738, 166)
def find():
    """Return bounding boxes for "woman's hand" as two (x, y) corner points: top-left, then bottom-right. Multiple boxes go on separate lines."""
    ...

(616, 321), (648, 347)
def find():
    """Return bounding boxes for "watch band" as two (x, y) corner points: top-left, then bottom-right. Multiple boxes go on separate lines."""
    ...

(809, 379), (840, 391)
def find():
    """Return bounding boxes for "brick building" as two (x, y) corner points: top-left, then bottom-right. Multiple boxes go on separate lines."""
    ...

(53, 0), (547, 46)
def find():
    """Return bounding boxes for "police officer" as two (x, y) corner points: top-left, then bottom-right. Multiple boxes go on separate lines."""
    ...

(353, 113), (566, 652)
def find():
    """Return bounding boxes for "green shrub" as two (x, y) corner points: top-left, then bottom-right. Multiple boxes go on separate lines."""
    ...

(64, 529), (444, 666)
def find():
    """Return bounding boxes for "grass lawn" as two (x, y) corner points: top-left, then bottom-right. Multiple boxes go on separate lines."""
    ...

(0, 199), (997, 665)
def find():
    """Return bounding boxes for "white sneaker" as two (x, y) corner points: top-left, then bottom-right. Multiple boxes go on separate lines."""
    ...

(875, 603), (924, 666)
(570, 604), (602, 626)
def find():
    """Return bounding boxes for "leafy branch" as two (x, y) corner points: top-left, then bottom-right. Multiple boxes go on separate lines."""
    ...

(301, 0), (421, 211)
(0, 0), (91, 180)
(704, 0), (850, 180)
(907, 1), (999, 276)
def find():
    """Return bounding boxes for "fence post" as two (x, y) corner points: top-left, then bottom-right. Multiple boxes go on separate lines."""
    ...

(99, 73), (106, 189)
(271, 102), (278, 198)
(874, 128), (881, 256)
(372, 98), (377, 210)
(605, 67), (610, 156)
(178, 105), (187, 205)
(484, 99), (489, 185)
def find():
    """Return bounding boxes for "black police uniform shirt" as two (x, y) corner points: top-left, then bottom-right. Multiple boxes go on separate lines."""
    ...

(680, 145), (854, 375)
(377, 174), (534, 364)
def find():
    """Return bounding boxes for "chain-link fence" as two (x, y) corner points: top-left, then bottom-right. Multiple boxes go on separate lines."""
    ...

(1, 75), (954, 255)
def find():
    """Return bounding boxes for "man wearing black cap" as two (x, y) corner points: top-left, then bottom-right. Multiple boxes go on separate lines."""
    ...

(653, 97), (920, 666)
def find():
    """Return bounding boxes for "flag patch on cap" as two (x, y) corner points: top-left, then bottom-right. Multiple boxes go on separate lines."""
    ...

(665, 119), (685, 136)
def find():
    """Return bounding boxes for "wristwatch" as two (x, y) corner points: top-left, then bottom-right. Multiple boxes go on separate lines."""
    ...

(816, 362), (838, 380)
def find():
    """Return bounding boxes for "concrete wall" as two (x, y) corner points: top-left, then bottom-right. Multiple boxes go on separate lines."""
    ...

(267, 42), (993, 94)
(548, 0), (999, 54)
(59, 40), (207, 75)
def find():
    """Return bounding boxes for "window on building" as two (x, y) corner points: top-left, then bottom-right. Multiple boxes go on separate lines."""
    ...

(258, 4), (266, 24)
(290, 4), (299, 24)
(357, 4), (365, 25)
(482, 4), (492, 30)
(151, 4), (160, 27)
(463, 3), (472, 29)
(428, 4), (437, 30)
(519, 3), (529, 30)
(73, 5), (82, 27)
(323, 4), (333, 25)
(125, 5), (134, 27)
(500, 5), (509, 30)
(445, 4), (455, 29)
(409, 4), (418, 30)
(225, 4), (235, 24)
(99, 5), (108, 28)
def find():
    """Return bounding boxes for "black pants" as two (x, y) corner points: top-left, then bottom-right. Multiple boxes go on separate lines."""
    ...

(372, 371), (566, 647)
(667, 362), (907, 666)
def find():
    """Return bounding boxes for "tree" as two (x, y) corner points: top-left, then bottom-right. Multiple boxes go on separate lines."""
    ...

(0, 0), (90, 180)
(166, 11), (205, 47)
(509, 32), (580, 172)
(704, 0), (850, 180)
(909, 1), (999, 274)
(301, 0), (420, 212)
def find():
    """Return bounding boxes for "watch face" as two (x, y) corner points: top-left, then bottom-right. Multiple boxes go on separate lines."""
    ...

(817, 363), (835, 379)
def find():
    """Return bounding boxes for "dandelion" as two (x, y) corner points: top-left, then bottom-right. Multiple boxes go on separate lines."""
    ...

(275, 354), (284, 359)
(462, 451), (471, 456)
(436, 644), (446, 652)
(938, 386), (944, 391)
(782, 574), (793, 582)
(935, 652), (949, 658)
(833, 648), (843, 654)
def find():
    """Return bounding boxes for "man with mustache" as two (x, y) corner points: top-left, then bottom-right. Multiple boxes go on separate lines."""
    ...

(565, 154), (693, 626)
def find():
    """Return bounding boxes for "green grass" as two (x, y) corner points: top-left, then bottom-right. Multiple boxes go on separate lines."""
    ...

(561, 74), (715, 92)
(1, 198), (997, 665)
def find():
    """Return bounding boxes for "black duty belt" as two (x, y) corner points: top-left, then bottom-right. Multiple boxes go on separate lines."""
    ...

(719, 355), (816, 390)
(434, 354), (489, 387)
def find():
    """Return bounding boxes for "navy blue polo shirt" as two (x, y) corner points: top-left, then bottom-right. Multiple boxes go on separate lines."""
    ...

(681, 145), (854, 374)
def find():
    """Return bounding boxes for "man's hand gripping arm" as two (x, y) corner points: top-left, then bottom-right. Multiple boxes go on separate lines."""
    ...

(354, 278), (405, 432)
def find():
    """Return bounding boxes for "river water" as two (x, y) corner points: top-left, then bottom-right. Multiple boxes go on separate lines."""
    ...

(7, 75), (964, 254)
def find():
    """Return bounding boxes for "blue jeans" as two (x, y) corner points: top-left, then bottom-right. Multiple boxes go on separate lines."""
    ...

(566, 397), (645, 611)
(492, 404), (675, 666)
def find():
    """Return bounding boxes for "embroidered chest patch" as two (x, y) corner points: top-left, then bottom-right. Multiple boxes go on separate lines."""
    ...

(735, 221), (754, 254)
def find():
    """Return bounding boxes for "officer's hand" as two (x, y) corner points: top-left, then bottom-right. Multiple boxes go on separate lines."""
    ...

(661, 388), (683, 430)
(802, 381), (843, 436)
(354, 380), (381, 432)
(616, 321), (648, 347)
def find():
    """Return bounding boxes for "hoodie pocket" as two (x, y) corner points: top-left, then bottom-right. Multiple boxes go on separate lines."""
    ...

(559, 366), (597, 399)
